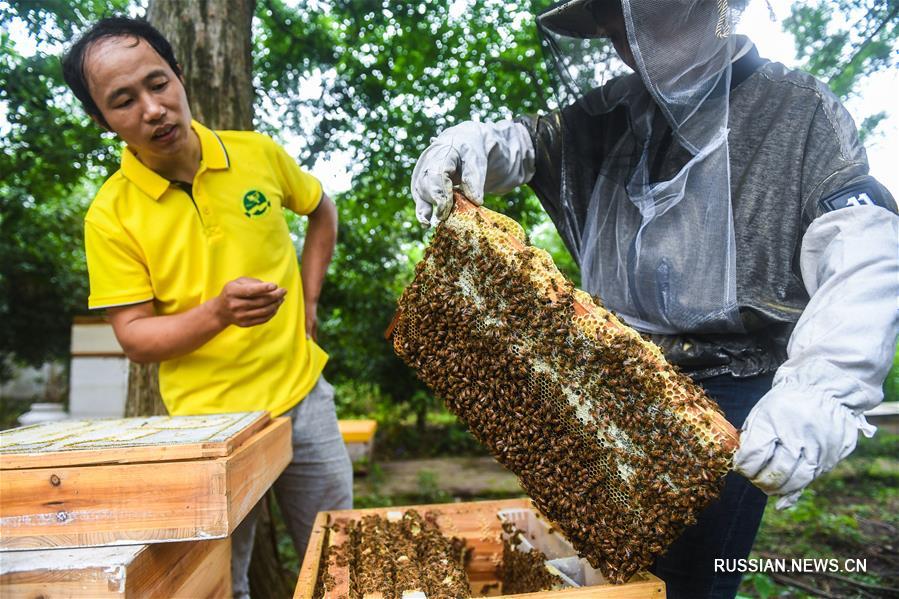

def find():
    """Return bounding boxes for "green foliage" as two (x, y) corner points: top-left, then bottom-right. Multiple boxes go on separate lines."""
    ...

(0, 5), (123, 379)
(739, 433), (899, 598)
(255, 0), (564, 410)
(415, 469), (453, 504)
(783, 1), (898, 100)
(737, 572), (785, 599)
(884, 345), (899, 402)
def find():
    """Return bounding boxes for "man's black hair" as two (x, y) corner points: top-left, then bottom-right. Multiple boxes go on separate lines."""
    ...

(61, 16), (181, 129)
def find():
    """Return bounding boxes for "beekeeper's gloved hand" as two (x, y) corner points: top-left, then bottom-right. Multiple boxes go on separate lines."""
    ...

(410, 120), (535, 227)
(734, 204), (898, 509)
(735, 380), (877, 510)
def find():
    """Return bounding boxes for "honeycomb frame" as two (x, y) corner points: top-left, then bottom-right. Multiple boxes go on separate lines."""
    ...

(389, 192), (739, 583)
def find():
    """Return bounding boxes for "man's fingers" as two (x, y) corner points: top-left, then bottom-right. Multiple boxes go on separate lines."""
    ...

(733, 425), (777, 480)
(411, 145), (459, 228)
(231, 288), (286, 308)
(416, 201), (433, 227)
(231, 279), (280, 299)
(236, 302), (283, 326)
(751, 444), (803, 493)
(240, 315), (278, 327)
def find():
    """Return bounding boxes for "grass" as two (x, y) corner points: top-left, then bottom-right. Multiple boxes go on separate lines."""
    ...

(737, 432), (899, 598)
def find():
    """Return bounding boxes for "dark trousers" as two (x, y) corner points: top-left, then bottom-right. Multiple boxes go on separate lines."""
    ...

(650, 373), (774, 599)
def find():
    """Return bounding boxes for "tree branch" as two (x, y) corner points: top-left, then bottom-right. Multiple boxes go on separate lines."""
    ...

(840, 4), (899, 72)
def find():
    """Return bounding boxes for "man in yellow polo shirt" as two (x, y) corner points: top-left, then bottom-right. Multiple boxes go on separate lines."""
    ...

(62, 17), (351, 598)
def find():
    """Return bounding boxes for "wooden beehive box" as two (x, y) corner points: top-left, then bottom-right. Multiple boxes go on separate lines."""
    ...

(338, 419), (378, 468)
(0, 538), (230, 598)
(0, 412), (291, 550)
(294, 498), (666, 599)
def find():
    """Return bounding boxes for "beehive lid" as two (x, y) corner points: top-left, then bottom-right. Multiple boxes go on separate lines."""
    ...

(338, 419), (377, 443)
(0, 411), (269, 469)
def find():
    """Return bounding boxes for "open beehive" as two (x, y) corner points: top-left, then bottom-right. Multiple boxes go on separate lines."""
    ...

(388, 193), (739, 583)
(295, 498), (665, 598)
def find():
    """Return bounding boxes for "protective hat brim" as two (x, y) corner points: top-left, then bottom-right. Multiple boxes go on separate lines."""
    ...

(537, 0), (605, 39)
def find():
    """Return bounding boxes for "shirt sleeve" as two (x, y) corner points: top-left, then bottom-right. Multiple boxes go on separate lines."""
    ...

(799, 95), (897, 226)
(269, 138), (324, 215)
(84, 217), (154, 310)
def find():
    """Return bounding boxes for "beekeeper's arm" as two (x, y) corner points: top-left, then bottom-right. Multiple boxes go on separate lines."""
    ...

(734, 94), (899, 508)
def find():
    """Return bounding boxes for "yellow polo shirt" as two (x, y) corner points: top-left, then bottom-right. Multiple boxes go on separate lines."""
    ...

(84, 120), (328, 416)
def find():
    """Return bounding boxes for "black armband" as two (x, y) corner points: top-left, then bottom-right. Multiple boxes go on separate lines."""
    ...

(818, 178), (897, 215)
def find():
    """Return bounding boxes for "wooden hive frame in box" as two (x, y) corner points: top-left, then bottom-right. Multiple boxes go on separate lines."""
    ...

(388, 193), (739, 582)
(294, 498), (666, 598)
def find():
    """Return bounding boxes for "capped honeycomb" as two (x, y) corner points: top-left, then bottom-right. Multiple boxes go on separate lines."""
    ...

(389, 192), (739, 583)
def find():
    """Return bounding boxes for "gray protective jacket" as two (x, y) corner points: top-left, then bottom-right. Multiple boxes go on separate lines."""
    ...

(518, 42), (897, 379)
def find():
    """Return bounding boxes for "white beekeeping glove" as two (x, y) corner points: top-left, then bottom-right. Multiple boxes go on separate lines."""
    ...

(735, 205), (899, 509)
(410, 120), (535, 227)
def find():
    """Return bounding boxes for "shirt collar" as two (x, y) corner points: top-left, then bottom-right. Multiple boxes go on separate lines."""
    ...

(731, 36), (767, 90)
(119, 120), (231, 201)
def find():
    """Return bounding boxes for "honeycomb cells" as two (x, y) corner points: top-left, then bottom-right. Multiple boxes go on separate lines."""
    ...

(391, 194), (738, 584)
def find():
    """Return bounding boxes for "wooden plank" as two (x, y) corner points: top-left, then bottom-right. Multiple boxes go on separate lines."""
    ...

(226, 417), (293, 525)
(0, 538), (230, 598)
(0, 545), (142, 597)
(500, 579), (665, 599)
(0, 412), (270, 470)
(0, 418), (290, 550)
(294, 498), (666, 599)
(296, 511), (329, 597)
(132, 538), (231, 598)
(323, 518), (352, 599)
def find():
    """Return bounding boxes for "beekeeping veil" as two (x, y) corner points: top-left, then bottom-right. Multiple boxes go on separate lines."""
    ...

(537, 0), (746, 334)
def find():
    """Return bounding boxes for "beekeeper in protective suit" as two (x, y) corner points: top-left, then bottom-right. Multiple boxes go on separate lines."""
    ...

(411, 0), (899, 596)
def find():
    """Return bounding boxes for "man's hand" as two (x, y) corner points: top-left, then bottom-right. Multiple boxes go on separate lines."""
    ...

(107, 276), (287, 364)
(214, 277), (286, 328)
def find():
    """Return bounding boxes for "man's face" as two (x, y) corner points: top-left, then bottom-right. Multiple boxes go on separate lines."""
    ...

(83, 36), (193, 162)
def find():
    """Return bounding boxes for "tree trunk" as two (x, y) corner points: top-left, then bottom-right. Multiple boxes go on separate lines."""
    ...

(141, 3), (292, 597)
(147, 0), (255, 131)
(124, 362), (167, 417)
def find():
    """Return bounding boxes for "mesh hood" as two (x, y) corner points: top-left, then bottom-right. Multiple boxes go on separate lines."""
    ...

(536, 0), (747, 334)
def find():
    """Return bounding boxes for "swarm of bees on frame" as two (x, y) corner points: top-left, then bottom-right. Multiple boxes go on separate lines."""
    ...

(499, 520), (565, 593)
(319, 510), (471, 599)
(390, 193), (738, 584)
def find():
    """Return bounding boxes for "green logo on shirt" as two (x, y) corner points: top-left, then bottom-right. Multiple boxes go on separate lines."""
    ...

(243, 190), (270, 217)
